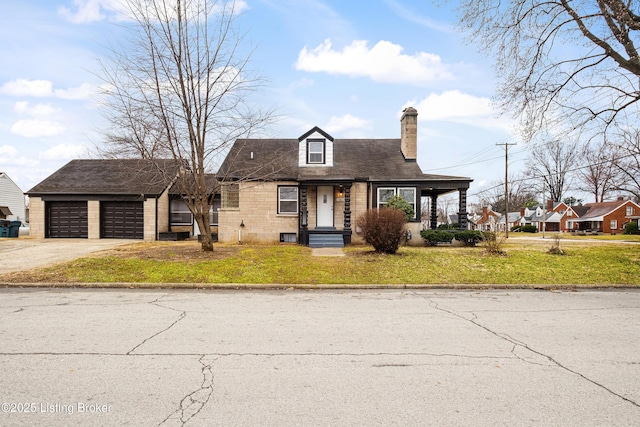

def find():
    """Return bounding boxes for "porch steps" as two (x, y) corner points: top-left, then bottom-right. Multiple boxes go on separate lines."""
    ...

(308, 234), (344, 248)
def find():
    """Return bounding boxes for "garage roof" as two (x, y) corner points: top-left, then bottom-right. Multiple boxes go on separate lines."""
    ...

(27, 159), (180, 196)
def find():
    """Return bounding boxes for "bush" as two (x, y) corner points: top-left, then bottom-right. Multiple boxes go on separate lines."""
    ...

(356, 208), (407, 254)
(420, 229), (454, 246)
(482, 231), (506, 255)
(438, 223), (459, 230)
(385, 195), (415, 221)
(624, 222), (639, 235)
(520, 225), (538, 233)
(454, 230), (484, 246)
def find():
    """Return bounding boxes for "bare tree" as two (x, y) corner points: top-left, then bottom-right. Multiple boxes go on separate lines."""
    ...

(477, 173), (538, 213)
(98, 0), (273, 251)
(612, 126), (640, 201)
(578, 139), (623, 202)
(455, 1), (640, 141)
(527, 137), (580, 202)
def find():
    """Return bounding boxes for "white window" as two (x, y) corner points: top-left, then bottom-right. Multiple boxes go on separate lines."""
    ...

(278, 186), (298, 214)
(210, 197), (221, 225)
(170, 199), (192, 225)
(566, 220), (573, 229)
(307, 140), (325, 164)
(398, 188), (416, 218)
(611, 219), (618, 229)
(221, 183), (239, 209)
(377, 188), (396, 208)
(626, 206), (634, 216)
(377, 187), (416, 219)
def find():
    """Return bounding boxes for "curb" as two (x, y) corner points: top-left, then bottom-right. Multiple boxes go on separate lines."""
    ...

(0, 282), (635, 290)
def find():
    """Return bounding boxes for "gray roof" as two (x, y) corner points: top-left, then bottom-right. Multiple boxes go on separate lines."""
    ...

(218, 137), (472, 184)
(28, 159), (180, 196)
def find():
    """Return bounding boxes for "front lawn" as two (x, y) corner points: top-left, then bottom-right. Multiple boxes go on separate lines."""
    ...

(2, 238), (639, 286)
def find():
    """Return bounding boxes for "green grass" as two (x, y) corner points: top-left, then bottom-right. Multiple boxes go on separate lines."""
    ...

(5, 239), (640, 285)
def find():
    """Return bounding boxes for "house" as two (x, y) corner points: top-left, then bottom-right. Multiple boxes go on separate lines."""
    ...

(574, 198), (640, 234)
(27, 159), (181, 239)
(476, 207), (500, 231)
(0, 172), (26, 222)
(216, 107), (473, 247)
(519, 201), (578, 232)
(26, 108), (474, 246)
(497, 212), (522, 232)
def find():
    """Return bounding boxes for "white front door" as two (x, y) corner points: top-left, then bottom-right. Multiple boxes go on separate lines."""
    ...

(316, 186), (334, 228)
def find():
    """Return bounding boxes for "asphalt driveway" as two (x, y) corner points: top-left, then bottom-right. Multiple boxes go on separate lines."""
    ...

(0, 238), (134, 274)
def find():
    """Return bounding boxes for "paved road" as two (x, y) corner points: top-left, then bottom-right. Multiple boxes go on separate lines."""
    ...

(0, 239), (133, 274)
(0, 288), (638, 426)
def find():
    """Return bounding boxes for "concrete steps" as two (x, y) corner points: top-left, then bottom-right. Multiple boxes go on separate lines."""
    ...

(308, 233), (344, 248)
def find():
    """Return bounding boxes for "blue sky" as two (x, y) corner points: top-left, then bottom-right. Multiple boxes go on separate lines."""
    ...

(0, 0), (529, 204)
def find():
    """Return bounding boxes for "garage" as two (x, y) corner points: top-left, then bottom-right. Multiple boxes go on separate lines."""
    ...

(46, 201), (88, 238)
(101, 201), (144, 239)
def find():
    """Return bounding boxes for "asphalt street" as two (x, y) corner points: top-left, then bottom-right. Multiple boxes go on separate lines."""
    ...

(0, 288), (638, 426)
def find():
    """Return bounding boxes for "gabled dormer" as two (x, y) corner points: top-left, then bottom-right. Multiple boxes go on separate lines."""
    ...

(298, 126), (334, 167)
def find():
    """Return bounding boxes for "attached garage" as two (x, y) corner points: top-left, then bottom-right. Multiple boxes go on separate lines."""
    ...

(46, 201), (88, 238)
(101, 201), (144, 239)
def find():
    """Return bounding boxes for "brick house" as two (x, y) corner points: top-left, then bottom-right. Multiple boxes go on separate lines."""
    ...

(476, 207), (500, 231)
(26, 108), (474, 246)
(574, 198), (640, 234)
(216, 108), (473, 247)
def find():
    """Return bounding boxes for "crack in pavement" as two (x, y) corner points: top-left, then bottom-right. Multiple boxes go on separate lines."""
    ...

(127, 296), (186, 355)
(158, 355), (215, 427)
(426, 298), (640, 409)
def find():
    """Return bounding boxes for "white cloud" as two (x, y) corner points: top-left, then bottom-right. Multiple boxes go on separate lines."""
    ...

(59, 0), (249, 23)
(295, 39), (453, 85)
(39, 144), (88, 160)
(55, 83), (95, 100)
(0, 145), (38, 167)
(408, 90), (515, 130)
(10, 120), (66, 138)
(58, 0), (129, 23)
(0, 145), (18, 157)
(1, 79), (53, 97)
(1, 79), (94, 100)
(14, 102), (57, 117)
(325, 114), (371, 133)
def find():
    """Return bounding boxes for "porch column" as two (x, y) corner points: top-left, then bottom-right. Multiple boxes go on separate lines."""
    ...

(458, 188), (468, 230)
(300, 186), (308, 245)
(430, 195), (438, 230)
(343, 184), (352, 244)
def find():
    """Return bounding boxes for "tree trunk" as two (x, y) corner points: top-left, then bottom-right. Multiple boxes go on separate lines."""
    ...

(195, 215), (214, 252)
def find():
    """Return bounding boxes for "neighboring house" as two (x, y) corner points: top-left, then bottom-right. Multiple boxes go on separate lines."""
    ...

(574, 198), (640, 234)
(216, 108), (473, 247)
(497, 212), (522, 232)
(0, 172), (26, 222)
(27, 159), (181, 240)
(476, 207), (500, 231)
(519, 205), (547, 230)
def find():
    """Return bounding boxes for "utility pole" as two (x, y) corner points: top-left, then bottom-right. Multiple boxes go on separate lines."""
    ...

(497, 141), (517, 238)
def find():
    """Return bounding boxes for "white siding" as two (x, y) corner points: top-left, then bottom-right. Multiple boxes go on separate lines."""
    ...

(0, 173), (26, 221)
(298, 131), (333, 167)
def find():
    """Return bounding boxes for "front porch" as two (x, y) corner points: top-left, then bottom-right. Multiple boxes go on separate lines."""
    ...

(298, 183), (352, 247)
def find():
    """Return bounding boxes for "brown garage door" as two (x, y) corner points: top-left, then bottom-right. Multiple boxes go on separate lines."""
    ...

(101, 201), (144, 239)
(47, 201), (88, 238)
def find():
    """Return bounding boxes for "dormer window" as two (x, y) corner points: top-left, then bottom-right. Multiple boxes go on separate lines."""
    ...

(307, 139), (325, 164)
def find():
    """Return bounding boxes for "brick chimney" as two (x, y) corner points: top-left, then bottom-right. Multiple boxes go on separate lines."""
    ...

(401, 107), (418, 160)
(546, 200), (554, 211)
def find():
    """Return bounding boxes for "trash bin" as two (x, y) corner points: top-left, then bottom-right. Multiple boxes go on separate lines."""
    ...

(0, 220), (9, 237)
(8, 221), (21, 238)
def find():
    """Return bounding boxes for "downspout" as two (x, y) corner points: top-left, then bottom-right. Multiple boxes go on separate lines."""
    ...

(155, 195), (159, 241)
